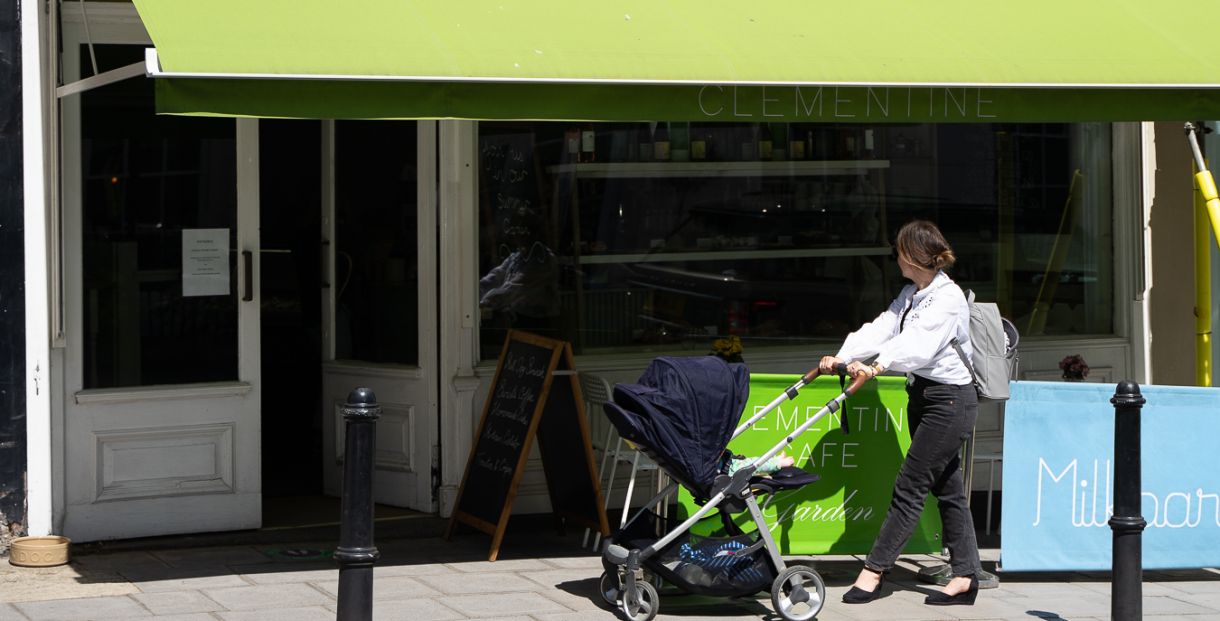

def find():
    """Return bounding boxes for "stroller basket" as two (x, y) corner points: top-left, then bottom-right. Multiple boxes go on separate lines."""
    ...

(605, 510), (777, 599)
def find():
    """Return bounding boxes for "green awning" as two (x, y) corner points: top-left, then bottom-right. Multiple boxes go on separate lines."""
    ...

(134, 0), (1220, 121)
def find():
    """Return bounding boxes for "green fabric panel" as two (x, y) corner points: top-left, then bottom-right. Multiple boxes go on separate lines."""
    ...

(134, 0), (1220, 86)
(158, 79), (1220, 122)
(675, 375), (942, 555)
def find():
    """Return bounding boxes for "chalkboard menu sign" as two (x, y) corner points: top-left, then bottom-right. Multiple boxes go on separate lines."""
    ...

(446, 330), (609, 561)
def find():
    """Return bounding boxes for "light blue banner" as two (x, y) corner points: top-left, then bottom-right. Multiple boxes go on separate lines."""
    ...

(1002, 381), (1220, 571)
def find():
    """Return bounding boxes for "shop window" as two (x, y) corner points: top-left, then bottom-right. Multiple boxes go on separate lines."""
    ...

(334, 121), (420, 366)
(81, 45), (238, 389)
(476, 121), (1112, 360)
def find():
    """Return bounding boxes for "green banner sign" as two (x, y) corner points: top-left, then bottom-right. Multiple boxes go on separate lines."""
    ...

(676, 374), (942, 555)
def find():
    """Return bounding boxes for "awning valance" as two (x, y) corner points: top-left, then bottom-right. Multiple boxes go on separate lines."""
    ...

(134, 0), (1220, 121)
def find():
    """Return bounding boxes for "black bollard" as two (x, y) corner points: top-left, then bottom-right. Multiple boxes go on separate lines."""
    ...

(1109, 381), (1146, 621)
(336, 388), (381, 621)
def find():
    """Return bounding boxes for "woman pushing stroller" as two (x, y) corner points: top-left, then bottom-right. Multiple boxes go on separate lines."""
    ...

(820, 220), (982, 606)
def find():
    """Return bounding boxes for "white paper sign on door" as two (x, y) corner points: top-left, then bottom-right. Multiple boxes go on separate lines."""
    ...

(182, 228), (230, 297)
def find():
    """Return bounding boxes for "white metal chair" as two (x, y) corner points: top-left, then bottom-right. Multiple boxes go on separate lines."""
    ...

(578, 371), (661, 551)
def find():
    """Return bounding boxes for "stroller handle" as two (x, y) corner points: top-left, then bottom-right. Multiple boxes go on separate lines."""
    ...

(801, 361), (847, 384)
(802, 362), (869, 397)
(733, 363), (871, 442)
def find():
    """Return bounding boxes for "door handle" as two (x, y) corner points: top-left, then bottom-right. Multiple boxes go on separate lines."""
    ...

(242, 250), (253, 302)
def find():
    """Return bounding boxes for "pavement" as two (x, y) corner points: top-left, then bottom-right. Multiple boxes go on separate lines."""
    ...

(2, 528), (1219, 621)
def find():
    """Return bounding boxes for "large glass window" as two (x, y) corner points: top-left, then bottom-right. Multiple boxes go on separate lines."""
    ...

(477, 121), (1112, 359)
(82, 45), (238, 388)
(334, 121), (419, 366)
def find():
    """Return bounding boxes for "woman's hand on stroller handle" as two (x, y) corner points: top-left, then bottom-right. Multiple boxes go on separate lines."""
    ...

(818, 356), (845, 375)
(802, 358), (873, 394)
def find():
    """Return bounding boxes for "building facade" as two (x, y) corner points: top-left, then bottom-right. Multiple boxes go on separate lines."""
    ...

(4, 2), (1217, 545)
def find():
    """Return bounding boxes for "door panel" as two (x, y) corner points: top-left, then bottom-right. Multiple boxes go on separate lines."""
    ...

(62, 45), (262, 540)
(321, 121), (437, 511)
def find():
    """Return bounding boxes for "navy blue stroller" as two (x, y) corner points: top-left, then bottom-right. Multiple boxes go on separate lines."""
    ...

(599, 356), (868, 621)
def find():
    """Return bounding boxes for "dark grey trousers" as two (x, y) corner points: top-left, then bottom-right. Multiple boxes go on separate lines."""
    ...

(865, 378), (982, 577)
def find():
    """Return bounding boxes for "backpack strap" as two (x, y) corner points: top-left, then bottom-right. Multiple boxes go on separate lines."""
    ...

(951, 289), (981, 390)
(951, 337), (980, 390)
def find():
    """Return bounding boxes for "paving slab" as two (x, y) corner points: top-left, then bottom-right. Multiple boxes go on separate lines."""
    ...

(1000, 614), (1107, 619)
(0, 561), (139, 604)
(1136, 615), (1220, 621)
(370, 598), (466, 621)
(1000, 594), (1114, 618)
(418, 572), (547, 595)
(132, 615), (223, 621)
(834, 591), (960, 621)
(1154, 581), (1220, 595)
(124, 567), (249, 593)
(376, 562), (462, 577)
(519, 568), (604, 589)
(1141, 595), (1220, 615)
(215, 606), (335, 621)
(309, 574), (443, 600)
(532, 611), (623, 621)
(377, 538), (475, 557)
(151, 546), (273, 569)
(542, 555), (605, 570)
(229, 562), (337, 584)
(935, 594), (1060, 620)
(0, 603), (26, 621)
(71, 551), (170, 574)
(444, 558), (556, 573)
(1156, 590), (1220, 610)
(979, 579), (1091, 599)
(202, 582), (334, 611)
(533, 582), (610, 612)
(131, 590), (225, 615)
(652, 603), (772, 621)
(437, 591), (573, 617)
(1073, 580), (1191, 597)
(14, 595), (152, 620)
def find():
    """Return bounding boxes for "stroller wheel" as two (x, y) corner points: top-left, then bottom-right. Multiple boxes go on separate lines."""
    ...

(621, 580), (659, 621)
(599, 571), (621, 607)
(771, 565), (825, 621)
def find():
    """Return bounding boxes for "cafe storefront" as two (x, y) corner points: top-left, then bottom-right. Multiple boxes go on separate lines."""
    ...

(17, 1), (1220, 541)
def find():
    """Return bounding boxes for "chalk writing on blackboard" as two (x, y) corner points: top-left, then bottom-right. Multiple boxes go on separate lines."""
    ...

(475, 456), (515, 478)
(505, 353), (546, 378)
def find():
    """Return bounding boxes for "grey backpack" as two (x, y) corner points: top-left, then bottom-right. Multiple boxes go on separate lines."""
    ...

(950, 290), (1019, 402)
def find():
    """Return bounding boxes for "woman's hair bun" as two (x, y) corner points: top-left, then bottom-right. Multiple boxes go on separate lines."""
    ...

(896, 220), (955, 271)
(934, 249), (956, 269)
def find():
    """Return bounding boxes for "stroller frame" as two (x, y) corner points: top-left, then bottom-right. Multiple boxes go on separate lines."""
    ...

(604, 365), (868, 621)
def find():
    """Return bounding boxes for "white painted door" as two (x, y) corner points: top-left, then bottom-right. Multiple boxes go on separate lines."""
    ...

(62, 39), (264, 539)
(320, 121), (439, 511)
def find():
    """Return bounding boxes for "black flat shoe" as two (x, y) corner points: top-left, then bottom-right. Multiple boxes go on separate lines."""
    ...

(842, 572), (885, 604)
(925, 574), (979, 606)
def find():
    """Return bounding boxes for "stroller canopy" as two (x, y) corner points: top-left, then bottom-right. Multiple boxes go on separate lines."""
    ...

(609, 356), (750, 492)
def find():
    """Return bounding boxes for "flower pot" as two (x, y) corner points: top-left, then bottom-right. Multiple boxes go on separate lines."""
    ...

(9, 536), (71, 567)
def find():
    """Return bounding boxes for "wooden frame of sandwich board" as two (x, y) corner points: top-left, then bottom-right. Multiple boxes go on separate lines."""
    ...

(445, 330), (610, 561)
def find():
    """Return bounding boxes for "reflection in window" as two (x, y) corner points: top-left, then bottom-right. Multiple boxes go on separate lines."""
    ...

(477, 122), (1112, 360)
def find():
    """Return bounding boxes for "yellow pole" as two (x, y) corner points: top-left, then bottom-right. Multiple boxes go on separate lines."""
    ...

(1195, 159), (1212, 387)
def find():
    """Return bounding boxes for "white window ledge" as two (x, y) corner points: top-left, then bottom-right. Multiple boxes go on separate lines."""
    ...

(75, 381), (253, 405)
